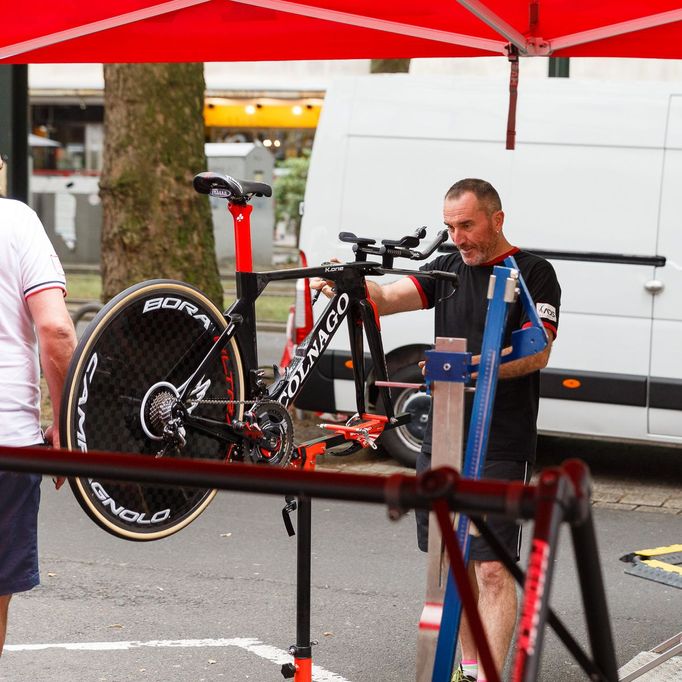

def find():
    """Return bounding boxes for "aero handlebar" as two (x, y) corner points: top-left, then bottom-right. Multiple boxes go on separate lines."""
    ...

(340, 227), (450, 268)
(380, 228), (448, 262)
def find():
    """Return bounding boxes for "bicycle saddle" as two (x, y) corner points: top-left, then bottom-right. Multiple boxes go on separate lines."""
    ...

(193, 172), (272, 203)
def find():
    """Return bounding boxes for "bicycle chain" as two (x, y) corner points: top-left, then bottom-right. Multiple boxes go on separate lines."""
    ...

(188, 398), (271, 406)
(187, 398), (294, 466)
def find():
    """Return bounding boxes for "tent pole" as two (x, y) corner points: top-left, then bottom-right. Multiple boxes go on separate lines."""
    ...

(232, 0), (506, 54)
(0, 0), (211, 61)
(0, 65), (28, 202)
(456, 0), (528, 53)
(551, 8), (682, 52)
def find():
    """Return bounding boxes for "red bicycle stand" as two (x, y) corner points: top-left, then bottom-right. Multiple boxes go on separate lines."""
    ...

(280, 438), (330, 682)
(281, 420), (391, 682)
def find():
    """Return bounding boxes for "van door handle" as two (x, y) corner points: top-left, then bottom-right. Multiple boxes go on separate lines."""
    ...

(644, 279), (664, 294)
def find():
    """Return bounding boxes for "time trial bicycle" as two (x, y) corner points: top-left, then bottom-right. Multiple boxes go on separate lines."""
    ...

(59, 172), (458, 541)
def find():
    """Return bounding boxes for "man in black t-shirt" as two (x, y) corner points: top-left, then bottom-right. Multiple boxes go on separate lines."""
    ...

(314, 178), (560, 681)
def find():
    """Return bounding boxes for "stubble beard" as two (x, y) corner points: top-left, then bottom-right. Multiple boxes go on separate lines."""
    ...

(461, 232), (500, 266)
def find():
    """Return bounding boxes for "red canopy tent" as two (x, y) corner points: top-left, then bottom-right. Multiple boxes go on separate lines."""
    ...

(0, 0), (680, 181)
(1, 3), (681, 676)
(3, 1), (681, 149)
(2, 0), (682, 64)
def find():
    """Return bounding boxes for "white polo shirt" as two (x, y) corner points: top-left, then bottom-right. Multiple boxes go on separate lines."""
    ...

(0, 199), (67, 446)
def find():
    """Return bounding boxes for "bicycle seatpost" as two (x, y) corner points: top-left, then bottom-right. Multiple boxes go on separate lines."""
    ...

(193, 172), (272, 273)
(228, 202), (254, 272)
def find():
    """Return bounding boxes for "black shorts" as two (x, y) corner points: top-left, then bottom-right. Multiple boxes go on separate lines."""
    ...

(0, 471), (42, 596)
(416, 453), (531, 562)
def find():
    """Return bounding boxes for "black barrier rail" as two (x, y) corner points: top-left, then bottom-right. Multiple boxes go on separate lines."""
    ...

(0, 445), (542, 518)
(0, 446), (619, 682)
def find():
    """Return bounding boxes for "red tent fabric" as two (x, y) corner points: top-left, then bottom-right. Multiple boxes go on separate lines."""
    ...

(2, 0), (682, 64)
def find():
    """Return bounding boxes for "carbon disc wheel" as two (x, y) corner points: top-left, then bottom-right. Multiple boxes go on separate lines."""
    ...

(60, 280), (245, 541)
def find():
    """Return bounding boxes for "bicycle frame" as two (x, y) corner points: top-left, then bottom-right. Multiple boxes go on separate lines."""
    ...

(178, 193), (447, 446)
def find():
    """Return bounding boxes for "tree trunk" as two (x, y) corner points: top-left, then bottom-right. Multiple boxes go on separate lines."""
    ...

(100, 63), (222, 306)
(370, 59), (411, 73)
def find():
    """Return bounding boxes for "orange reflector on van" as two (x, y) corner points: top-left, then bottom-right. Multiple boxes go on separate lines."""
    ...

(344, 360), (354, 369)
(563, 378), (581, 389)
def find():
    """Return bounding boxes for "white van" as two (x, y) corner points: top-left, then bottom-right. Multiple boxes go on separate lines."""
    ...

(285, 74), (682, 466)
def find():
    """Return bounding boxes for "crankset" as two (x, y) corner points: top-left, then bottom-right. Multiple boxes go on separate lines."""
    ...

(243, 401), (295, 466)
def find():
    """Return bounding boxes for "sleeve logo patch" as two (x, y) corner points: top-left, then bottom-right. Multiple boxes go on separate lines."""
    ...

(536, 303), (557, 322)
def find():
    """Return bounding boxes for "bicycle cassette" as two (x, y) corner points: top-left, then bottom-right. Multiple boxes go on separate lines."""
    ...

(244, 401), (294, 466)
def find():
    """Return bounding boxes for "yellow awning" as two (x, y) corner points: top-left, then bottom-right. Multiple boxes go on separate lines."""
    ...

(204, 97), (322, 129)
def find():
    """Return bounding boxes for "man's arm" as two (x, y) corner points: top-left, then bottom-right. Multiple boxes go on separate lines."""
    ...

(495, 258), (559, 380)
(495, 330), (554, 380)
(365, 278), (425, 316)
(27, 289), (77, 450)
(312, 273), (425, 316)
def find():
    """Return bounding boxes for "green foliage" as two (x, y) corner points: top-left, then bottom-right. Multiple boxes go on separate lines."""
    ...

(274, 151), (310, 238)
(370, 59), (411, 73)
(221, 294), (290, 323)
(66, 273), (102, 300)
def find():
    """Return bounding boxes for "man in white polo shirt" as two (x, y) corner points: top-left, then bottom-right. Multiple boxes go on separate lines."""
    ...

(0, 192), (77, 656)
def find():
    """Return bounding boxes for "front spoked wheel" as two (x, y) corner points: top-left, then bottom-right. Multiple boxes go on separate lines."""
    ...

(60, 280), (245, 541)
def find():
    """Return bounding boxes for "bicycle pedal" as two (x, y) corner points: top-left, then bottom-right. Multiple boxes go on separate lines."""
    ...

(282, 497), (297, 537)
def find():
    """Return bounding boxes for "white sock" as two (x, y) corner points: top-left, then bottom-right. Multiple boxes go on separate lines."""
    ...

(461, 660), (477, 678)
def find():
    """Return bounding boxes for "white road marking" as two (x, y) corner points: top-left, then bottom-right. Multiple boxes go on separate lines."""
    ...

(5, 637), (351, 682)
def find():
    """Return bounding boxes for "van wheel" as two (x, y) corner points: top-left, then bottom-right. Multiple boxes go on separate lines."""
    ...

(377, 364), (430, 468)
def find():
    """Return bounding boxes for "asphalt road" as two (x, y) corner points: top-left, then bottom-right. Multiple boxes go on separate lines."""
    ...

(9, 329), (679, 680)
(2, 474), (680, 681)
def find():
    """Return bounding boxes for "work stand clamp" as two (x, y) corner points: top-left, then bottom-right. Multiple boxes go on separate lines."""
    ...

(423, 350), (471, 388)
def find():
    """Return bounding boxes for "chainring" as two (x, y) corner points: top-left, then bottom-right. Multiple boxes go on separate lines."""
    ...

(244, 400), (295, 466)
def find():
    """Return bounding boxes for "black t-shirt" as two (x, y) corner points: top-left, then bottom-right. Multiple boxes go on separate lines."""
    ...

(410, 248), (561, 463)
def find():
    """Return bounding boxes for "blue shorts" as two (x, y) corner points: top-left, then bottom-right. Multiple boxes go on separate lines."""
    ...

(416, 454), (531, 562)
(0, 471), (41, 596)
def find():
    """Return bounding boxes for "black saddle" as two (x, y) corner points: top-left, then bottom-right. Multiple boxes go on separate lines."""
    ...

(193, 172), (272, 204)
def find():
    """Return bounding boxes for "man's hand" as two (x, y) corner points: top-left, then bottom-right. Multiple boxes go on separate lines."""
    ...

(44, 424), (57, 447)
(310, 257), (341, 300)
(420, 347), (515, 381)
(311, 258), (424, 316)
(44, 424), (66, 490)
